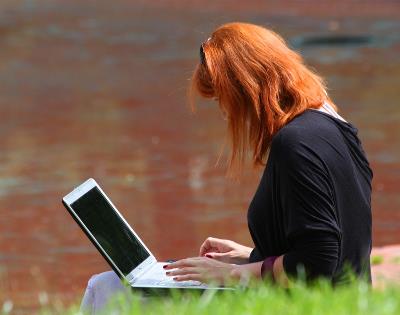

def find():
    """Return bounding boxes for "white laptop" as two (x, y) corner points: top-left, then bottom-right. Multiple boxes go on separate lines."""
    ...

(62, 178), (225, 290)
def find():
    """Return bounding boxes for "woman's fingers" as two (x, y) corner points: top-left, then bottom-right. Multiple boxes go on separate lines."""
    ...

(199, 237), (215, 256)
(206, 252), (231, 263)
(164, 259), (207, 282)
(163, 259), (191, 270)
(172, 274), (203, 282)
(163, 256), (234, 285)
(199, 237), (223, 256)
(166, 267), (199, 277)
(164, 257), (204, 270)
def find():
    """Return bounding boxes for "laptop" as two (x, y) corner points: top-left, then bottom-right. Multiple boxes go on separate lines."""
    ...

(62, 178), (225, 290)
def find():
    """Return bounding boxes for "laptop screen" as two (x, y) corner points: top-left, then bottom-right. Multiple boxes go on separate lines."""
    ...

(70, 187), (150, 276)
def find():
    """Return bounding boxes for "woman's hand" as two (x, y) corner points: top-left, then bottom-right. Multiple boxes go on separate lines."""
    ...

(199, 237), (252, 265)
(163, 256), (240, 285)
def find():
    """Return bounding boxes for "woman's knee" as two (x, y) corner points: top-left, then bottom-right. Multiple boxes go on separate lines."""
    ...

(80, 271), (127, 314)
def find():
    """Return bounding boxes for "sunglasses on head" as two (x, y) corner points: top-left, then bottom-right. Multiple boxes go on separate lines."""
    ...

(200, 43), (206, 65)
(199, 37), (211, 65)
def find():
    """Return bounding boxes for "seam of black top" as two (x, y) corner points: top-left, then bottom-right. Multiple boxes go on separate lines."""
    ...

(305, 109), (358, 132)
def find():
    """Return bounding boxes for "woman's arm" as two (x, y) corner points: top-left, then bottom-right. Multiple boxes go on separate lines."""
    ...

(199, 237), (253, 265)
(165, 255), (290, 286)
(231, 261), (263, 280)
(232, 256), (289, 286)
(272, 255), (289, 286)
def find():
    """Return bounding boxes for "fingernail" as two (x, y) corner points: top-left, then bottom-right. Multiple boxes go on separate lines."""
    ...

(163, 265), (167, 269)
(205, 254), (212, 258)
(166, 272), (170, 275)
(173, 277), (178, 281)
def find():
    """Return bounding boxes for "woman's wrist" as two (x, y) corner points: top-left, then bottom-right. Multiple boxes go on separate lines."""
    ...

(228, 256), (289, 287)
(229, 264), (242, 281)
(229, 262), (263, 282)
(236, 246), (253, 264)
(243, 246), (253, 259)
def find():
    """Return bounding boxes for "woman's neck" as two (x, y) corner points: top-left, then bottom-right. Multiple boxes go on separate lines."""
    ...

(315, 102), (347, 123)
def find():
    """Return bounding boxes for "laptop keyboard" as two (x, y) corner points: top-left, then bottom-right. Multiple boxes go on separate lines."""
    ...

(131, 262), (208, 288)
(136, 278), (204, 287)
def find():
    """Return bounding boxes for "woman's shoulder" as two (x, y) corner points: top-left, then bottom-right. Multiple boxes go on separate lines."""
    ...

(273, 109), (354, 147)
(270, 109), (354, 163)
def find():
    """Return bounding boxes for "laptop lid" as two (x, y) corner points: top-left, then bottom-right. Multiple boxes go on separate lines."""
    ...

(62, 178), (157, 283)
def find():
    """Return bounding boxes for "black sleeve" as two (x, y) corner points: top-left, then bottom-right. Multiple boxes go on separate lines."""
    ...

(273, 133), (341, 280)
(249, 247), (263, 263)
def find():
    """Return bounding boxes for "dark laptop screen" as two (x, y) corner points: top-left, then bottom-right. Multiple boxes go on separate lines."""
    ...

(70, 187), (150, 276)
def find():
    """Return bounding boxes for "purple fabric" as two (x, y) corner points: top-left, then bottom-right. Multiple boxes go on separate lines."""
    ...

(261, 256), (279, 280)
(80, 271), (128, 314)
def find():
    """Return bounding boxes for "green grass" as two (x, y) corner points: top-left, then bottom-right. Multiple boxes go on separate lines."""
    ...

(371, 255), (384, 265)
(33, 280), (400, 315)
(391, 256), (400, 264)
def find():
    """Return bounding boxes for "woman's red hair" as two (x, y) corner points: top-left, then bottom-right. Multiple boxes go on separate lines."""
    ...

(190, 22), (335, 175)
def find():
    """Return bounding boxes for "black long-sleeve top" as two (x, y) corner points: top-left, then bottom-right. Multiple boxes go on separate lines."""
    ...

(247, 109), (373, 283)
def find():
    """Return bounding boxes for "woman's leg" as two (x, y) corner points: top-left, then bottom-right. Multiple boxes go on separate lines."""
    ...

(80, 271), (128, 314)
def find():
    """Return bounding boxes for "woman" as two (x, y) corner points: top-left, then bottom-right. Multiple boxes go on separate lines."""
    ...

(81, 23), (373, 312)
(164, 22), (373, 286)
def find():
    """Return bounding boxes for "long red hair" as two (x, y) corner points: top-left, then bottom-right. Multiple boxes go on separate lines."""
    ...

(190, 22), (335, 174)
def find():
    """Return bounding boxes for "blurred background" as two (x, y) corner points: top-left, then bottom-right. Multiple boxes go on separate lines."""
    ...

(0, 0), (399, 313)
